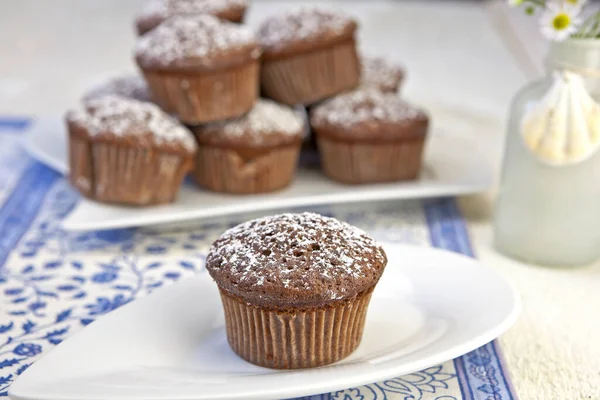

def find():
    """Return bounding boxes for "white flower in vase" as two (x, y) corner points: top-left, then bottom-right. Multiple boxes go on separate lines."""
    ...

(539, 2), (582, 41)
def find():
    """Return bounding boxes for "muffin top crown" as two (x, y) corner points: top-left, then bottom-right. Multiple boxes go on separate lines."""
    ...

(135, 14), (261, 71)
(83, 75), (153, 103)
(140, 0), (246, 18)
(193, 99), (304, 147)
(360, 56), (405, 93)
(136, 0), (247, 34)
(67, 95), (197, 153)
(206, 212), (387, 308)
(258, 8), (357, 59)
(310, 89), (428, 141)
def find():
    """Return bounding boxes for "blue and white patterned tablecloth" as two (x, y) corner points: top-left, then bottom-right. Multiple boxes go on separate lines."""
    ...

(0, 121), (516, 400)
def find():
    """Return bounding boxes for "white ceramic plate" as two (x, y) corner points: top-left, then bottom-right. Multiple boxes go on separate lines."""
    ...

(10, 244), (519, 400)
(22, 116), (492, 231)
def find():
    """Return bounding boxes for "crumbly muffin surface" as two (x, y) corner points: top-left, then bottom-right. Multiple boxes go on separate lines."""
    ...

(67, 95), (196, 152)
(135, 15), (261, 71)
(310, 89), (428, 141)
(206, 212), (387, 308)
(194, 99), (304, 147)
(258, 8), (357, 58)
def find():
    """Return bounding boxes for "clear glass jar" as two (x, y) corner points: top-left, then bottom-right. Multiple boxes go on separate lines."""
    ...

(494, 39), (600, 267)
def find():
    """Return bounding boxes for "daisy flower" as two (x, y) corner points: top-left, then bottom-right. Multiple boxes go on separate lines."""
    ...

(539, 2), (582, 41)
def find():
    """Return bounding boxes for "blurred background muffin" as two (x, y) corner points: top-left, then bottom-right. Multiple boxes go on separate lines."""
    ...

(135, 15), (261, 124)
(258, 8), (360, 105)
(135, 0), (247, 35)
(311, 89), (429, 184)
(66, 95), (196, 205)
(191, 99), (304, 194)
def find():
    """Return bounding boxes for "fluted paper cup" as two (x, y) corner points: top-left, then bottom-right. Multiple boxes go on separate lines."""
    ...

(261, 40), (360, 106)
(69, 139), (192, 206)
(316, 136), (425, 184)
(192, 143), (301, 194)
(142, 61), (259, 124)
(219, 287), (373, 369)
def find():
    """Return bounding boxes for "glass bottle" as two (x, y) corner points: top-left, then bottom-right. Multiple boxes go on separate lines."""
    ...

(494, 39), (600, 267)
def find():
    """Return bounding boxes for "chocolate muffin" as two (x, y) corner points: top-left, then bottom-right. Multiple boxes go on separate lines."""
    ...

(83, 74), (154, 103)
(191, 99), (304, 194)
(206, 212), (387, 369)
(310, 89), (429, 184)
(135, 15), (261, 124)
(360, 56), (405, 94)
(258, 8), (360, 105)
(135, 0), (248, 35)
(66, 95), (196, 205)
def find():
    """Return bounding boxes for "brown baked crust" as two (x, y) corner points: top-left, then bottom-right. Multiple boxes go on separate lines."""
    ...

(135, 0), (247, 35)
(82, 74), (154, 104)
(360, 56), (405, 93)
(65, 96), (196, 155)
(310, 89), (429, 142)
(258, 8), (357, 60)
(135, 15), (261, 72)
(194, 128), (302, 149)
(191, 99), (305, 148)
(206, 212), (387, 308)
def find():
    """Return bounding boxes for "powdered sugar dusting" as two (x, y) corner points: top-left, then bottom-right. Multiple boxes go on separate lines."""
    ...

(142, 0), (247, 17)
(258, 8), (355, 52)
(202, 100), (303, 142)
(83, 75), (153, 103)
(135, 15), (259, 68)
(312, 89), (423, 128)
(68, 95), (196, 152)
(360, 56), (404, 92)
(206, 212), (386, 303)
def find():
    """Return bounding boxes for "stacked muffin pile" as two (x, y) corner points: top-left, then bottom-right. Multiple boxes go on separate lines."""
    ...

(65, 0), (429, 205)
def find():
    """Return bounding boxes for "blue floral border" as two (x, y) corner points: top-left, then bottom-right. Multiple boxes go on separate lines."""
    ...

(424, 199), (516, 400)
(0, 118), (29, 131)
(0, 163), (60, 268)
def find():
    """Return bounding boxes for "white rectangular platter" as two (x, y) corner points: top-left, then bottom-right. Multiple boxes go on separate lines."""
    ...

(23, 116), (491, 231)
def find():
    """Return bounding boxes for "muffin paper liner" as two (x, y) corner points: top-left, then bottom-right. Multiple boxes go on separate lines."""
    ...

(316, 136), (426, 184)
(219, 288), (373, 369)
(261, 40), (360, 106)
(142, 61), (259, 124)
(192, 143), (300, 194)
(69, 136), (193, 206)
(69, 136), (95, 199)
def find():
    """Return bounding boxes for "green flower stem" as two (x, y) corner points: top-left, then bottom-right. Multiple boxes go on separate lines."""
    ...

(524, 0), (546, 7)
(575, 12), (600, 38)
